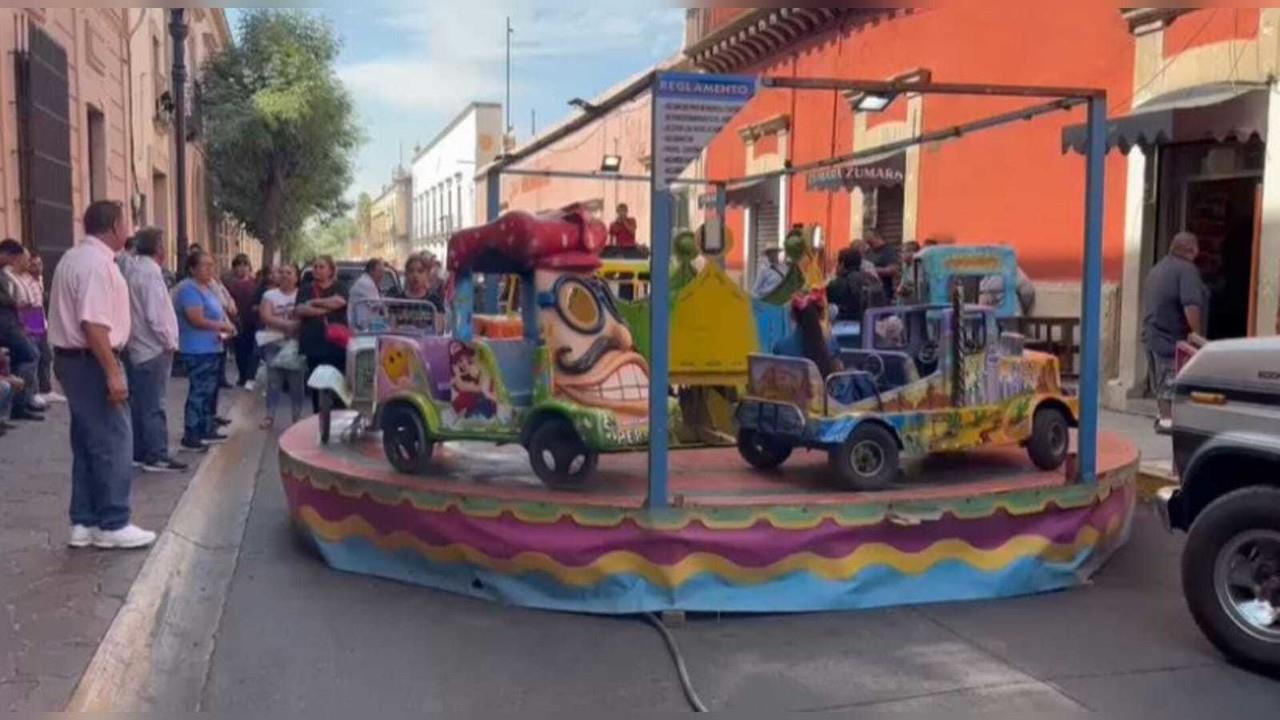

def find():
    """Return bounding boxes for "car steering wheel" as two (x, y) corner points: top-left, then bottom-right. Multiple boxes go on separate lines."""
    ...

(918, 342), (939, 366)
(862, 354), (886, 382)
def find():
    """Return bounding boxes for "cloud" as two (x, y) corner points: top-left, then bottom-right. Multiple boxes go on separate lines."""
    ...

(338, 0), (682, 112)
(338, 59), (503, 112)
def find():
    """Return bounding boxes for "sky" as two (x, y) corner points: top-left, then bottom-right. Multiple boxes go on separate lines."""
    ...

(229, 2), (685, 201)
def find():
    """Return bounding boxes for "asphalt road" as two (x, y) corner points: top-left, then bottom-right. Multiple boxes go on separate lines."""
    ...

(201, 443), (1280, 715)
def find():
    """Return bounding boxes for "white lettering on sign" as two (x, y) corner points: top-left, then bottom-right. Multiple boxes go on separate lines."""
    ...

(654, 72), (757, 191)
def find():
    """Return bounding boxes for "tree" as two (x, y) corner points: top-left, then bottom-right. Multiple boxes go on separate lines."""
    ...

(202, 10), (360, 263)
(355, 192), (373, 238)
(296, 215), (359, 261)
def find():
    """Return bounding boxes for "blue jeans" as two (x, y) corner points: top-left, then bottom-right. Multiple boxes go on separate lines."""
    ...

(0, 379), (12, 419)
(2, 322), (38, 410)
(127, 353), (172, 463)
(54, 353), (133, 531)
(262, 343), (306, 424)
(181, 353), (221, 443)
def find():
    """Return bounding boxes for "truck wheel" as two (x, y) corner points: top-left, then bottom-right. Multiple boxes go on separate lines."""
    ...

(381, 403), (434, 475)
(737, 429), (793, 470)
(830, 424), (899, 491)
(1026, 406), (1070, 471)
(318, 390), (333, 445)
(528, 418), (598, 490)
(1183, 487), (1280, 674)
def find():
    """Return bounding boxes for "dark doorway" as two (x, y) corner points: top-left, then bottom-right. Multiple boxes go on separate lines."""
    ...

(1184, 177), (1259, 340)
(16, 24), (73, 283)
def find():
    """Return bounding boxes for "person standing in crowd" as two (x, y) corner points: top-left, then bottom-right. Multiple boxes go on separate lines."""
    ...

(827, 247), (886, 322)
(347, 257), (384, 331)
(47, 201), (155, 549)
(258, 263), (306, 430)
(895, 241), (922, 304)
(294, 255), (349, 412)
(863, 231), (901, 300)
(174, 251), (236, 451)
(210, 260), (239, 392)
(0, 239), (42, 421)
(19, 254), (62, 405)
(608, 203), (638, 251)
(979, 266), (1037, 317)
(226, 254), (260, 390)
(1143, 231), (1208, 428)
(752, 246), (788, 298)
(123, 228), (186, 473)
(397, 254), (444, 313)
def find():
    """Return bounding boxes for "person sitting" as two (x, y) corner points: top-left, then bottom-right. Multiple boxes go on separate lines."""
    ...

(0, 369), (21, 436)
(773, 290), (842, 378)
(826, 248), (885, 323)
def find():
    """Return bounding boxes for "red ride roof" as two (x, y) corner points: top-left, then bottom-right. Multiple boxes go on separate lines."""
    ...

(447, 204), (608, 275)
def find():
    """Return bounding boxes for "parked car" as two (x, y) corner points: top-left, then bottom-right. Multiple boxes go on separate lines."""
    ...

(1157, 336), (1280, 673)
(735, 295), (1077, 491)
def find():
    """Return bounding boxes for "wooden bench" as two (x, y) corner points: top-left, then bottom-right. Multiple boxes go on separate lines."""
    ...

(999, 316), (1081, 378)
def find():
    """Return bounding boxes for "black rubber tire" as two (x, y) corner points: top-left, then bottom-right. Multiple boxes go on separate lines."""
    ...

(737, 428), (793, 470)
(381, 403), (434, 475)
(1182, 486), (1280, 675)
(830, 423), (899, 491)
(318, 391), (333, 445)
(527, 418), (598, 490)
(1026, 406), (1070, 471)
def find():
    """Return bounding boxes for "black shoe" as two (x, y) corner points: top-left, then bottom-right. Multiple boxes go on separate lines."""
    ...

(202, 432), (230, 446)
(214, 417), (232, 427)
(11, 409), (44, 422)
(180, 438), (210, 452)
(141, 457), (190, 473)
(0, 421), (15, 431)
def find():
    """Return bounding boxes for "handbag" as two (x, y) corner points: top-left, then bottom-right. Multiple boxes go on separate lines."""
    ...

(269, 340), (307, 371)
(324, 318), (352, 349)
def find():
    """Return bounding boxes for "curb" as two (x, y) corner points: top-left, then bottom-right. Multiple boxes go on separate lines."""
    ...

(66, 392), (266, 712)
(1137, 460), (1177, 504)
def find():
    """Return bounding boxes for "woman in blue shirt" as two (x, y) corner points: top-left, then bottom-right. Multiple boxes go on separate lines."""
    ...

(174, 251), (236, 450)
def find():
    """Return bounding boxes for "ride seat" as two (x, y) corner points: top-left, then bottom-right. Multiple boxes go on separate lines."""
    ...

(486, 339), (536, 407)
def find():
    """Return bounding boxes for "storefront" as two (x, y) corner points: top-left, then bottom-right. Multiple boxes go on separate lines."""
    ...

(806, 150), (907, 245)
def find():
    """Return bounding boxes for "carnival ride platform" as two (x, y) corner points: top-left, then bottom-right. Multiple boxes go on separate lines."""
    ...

(280, 413), (1139, 614)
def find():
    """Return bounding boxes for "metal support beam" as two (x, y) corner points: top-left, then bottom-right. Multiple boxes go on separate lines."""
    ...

(1078, 96), (1108, 483)
(646, 75), (672, 511)
(498, 167), (708, 186)
(733, 97), (1086, 186)
(761, 76), (1106, 100)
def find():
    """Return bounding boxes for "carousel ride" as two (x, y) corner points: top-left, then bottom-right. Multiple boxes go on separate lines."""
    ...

(281, 72), (1138, 615)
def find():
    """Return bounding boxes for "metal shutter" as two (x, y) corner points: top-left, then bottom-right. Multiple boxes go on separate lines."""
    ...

(17, 24), (73, 280)
(873, 185), (904, 244)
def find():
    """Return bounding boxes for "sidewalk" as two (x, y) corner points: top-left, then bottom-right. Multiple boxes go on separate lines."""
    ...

(0, 379), (239, 711)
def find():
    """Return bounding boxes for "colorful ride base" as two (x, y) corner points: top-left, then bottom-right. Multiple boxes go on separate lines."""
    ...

(280, 413), (1139, 615)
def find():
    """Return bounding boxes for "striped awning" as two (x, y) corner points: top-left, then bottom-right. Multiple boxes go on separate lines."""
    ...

(1061, 83), (1269, 155)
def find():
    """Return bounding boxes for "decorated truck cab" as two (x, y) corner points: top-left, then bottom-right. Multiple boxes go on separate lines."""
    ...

(735, 291), (1078, 491)
(373, 205), (665, 488)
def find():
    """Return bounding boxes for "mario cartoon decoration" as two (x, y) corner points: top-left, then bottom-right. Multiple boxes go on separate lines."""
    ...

(448, 341), (499, 420)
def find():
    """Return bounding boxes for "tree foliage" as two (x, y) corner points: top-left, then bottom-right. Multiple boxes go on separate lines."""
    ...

(295, 215), (359, 262)
(203, 10), (360, 263)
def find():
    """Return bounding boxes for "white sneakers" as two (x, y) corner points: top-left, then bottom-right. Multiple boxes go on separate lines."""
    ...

(69, 524), (157, 550)
(69, 525), (94, 548)
(40, 392), (68, 404)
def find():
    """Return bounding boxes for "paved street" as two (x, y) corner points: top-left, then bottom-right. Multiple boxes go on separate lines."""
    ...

(0, 380), (233, 712)
(197, 414), (1279, 715)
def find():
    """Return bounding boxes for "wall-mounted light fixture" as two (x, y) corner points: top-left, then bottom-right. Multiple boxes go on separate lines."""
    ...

(600, 154), (623, 173)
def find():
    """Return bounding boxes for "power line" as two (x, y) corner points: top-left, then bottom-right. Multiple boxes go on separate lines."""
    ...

(1111, 8), (1218, 114)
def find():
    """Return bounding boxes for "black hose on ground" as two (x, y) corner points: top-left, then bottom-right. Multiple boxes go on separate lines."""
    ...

(643, 613), (709, 712)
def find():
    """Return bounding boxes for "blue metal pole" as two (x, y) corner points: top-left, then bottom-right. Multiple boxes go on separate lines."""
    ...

(1078, 96), (1107, 483)
(484, 170), (502, 313)
(715, 183), (728, 269)
(647, 77), (672, 510)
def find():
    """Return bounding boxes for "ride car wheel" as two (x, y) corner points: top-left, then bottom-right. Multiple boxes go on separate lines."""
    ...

(831, 424), (899, 491)
(1027, 406), (1070, 471)
(381, 403), (434, 475)
(737, 429), (793, 470)
(1183, 486), (1280, 674)
(528, 418), (598, 490)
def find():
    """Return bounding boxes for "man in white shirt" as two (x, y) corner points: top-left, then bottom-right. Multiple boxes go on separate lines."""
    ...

(124, 227), (186, 473)
(347, 258), (384, 331)
(48, 200), (156, 550)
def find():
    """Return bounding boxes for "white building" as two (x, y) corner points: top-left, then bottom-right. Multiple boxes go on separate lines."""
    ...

(410, 102), (503, 264)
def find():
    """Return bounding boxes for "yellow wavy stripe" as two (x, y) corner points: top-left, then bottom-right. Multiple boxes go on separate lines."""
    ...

(295, 506), (1123, 590)
(282, 457), (1136, 532)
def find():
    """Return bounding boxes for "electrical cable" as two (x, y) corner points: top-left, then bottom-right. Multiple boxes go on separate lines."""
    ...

(1110, 8), (1218, 115)
(643, 613), (710, 712)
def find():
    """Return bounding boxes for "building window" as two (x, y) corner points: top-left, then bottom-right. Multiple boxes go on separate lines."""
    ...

(87, 107), (107, 201)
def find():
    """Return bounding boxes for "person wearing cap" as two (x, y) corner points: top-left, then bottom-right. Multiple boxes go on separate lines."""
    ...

(752, 246), (788, 298)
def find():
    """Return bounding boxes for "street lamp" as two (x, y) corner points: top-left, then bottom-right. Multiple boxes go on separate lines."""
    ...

(600, 154), (622, 173)
(854, 91), (898, 113)
(170, 8), (190, 269)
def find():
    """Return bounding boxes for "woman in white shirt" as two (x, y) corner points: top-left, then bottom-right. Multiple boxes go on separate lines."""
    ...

(257, 263), (306, 429)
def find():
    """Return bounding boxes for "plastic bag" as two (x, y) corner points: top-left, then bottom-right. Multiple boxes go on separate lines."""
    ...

(269, 340), (307, 372)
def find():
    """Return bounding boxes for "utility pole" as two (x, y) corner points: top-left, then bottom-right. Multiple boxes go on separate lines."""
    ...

(170, 8), (190, 270)
(505, 17), (513, 137)
(531, 109), (536, 136)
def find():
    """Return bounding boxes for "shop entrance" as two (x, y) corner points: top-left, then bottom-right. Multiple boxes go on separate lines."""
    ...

(1154, 140), (1264, 342)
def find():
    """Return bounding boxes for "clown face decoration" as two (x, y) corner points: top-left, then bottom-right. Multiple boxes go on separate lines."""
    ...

(536, 268), (649, 420)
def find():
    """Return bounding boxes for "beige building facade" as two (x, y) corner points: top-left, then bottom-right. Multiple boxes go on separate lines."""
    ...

(368, 167), (412, 265)
(0, 7), (258, 278)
